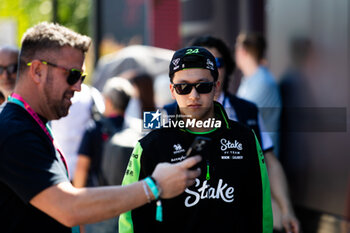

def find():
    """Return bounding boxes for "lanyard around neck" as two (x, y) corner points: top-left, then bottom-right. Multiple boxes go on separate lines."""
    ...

(9, 93), (54, 140)
(8, 93), (69, 178)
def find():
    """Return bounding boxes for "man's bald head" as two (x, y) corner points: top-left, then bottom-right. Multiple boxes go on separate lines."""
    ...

(0, 45), (19, 54)
(0, 45), (19, 98)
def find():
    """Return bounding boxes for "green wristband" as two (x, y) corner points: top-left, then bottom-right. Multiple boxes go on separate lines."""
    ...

(144, 176), (160, 200)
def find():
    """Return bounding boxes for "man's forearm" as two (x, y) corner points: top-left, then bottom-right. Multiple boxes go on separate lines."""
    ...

(31, 181), (150, 227)
(30, 156), (201, 227)
(71, 182), (151, 224)
(265, 151), (293, 214)
(265, 151), (300, 232)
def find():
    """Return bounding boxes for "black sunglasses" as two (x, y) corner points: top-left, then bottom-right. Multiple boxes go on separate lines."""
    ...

(173, 82), (215, 95)
(27, 60), (86, 85)
(215, 57), (224, 68)
(0, 63), (17, 75)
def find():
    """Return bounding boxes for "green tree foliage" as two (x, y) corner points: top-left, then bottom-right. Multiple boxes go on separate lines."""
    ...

(0, 0), (50, 45)
(0, 0), (91, 46)
(56, 0), (91, 36)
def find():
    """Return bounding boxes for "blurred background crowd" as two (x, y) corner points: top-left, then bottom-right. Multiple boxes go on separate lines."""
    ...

(0, 1), (349, 232)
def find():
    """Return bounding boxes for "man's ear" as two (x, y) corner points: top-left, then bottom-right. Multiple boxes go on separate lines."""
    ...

(170, 83), (176, 100)
(28, 60), (47, 84)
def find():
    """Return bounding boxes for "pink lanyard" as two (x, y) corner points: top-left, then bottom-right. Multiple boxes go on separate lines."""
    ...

(8, 93), (70, 178)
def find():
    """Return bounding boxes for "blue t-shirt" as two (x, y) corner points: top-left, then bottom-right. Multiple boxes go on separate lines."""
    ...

(237, 66), (281, 156)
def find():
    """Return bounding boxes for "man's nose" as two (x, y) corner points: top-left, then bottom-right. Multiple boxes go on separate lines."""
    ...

(70, 79), (82, 92)
(0, 70), (9, 79)
(188, 86), (199, 99)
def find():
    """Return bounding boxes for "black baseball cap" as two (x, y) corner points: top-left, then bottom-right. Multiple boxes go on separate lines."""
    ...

(169, 46), (218, 81)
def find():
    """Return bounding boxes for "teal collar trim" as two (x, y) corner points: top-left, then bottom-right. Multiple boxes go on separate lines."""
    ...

(8, 96), (25, 109)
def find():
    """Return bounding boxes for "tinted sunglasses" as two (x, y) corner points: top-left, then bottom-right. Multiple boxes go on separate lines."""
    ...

(173, 82), (215, 95)
(0, 63), (17, 75)
(27, 60), (86, 85)
(215, 57), (224, 68)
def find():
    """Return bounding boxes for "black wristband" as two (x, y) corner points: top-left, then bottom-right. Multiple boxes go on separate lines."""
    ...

(150, 176), (162, 198)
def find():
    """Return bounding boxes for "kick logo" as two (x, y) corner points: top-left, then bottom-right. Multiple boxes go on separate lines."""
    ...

(172, 58), (180, 70)
(206, 58), (215, 70)
(172, 58), (180, 66)
(173, 143), (185, 154)
(143, 109), (162, 129)
(174, 144), (182, 151)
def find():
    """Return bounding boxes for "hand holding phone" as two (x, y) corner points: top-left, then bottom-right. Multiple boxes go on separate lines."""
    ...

(186, 136), (211, 170)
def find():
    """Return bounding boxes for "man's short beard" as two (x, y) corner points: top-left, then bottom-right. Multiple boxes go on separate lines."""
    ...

(44, 72), (70, 120)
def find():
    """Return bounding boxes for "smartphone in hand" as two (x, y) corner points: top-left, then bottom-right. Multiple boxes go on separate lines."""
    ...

(186, 136), (211, 170)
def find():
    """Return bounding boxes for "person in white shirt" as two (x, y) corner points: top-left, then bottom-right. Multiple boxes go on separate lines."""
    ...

(50, 84), (101, 178)
(235, 32), (282, 157)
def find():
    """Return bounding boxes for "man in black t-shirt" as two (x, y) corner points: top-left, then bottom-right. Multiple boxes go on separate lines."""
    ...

(0, 22), (201, 233)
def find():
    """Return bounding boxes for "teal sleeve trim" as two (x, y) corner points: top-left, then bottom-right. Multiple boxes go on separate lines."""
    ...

(253, 131), (273, 233)
(119, 142), (143, 233)
(71, 226), (80, 233)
